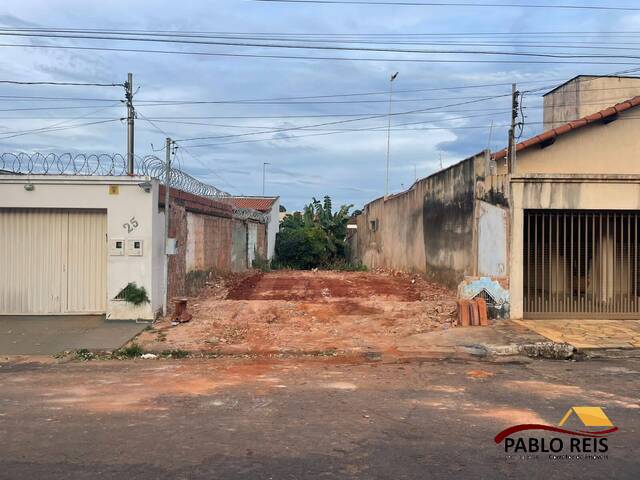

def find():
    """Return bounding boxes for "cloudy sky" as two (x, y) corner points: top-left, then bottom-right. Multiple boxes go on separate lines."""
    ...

(0, 1), (639, 210)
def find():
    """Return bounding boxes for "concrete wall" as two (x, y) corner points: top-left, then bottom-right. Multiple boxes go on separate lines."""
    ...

(231, 219), (247, 272)
(509, 109), (640, 176)
(266, 199), (279, 260)
(161, 187), (236, 299)
(509, 174), (640, 319)
(422, 155), (478, 287)
(543, 76), (640, 129)
(355, 152), (500, 288)
(0, 175), (162, 320)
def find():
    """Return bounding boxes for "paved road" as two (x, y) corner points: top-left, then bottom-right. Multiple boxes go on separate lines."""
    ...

(0, 354), (638, 479)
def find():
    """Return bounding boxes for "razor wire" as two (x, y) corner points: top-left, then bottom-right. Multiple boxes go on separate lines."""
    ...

(0, 152), (269, 223)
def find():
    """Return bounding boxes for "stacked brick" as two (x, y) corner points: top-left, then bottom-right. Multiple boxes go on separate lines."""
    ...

(456, 298), (489, 327)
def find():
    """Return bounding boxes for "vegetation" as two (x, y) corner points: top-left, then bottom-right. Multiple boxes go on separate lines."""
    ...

(115, 343), (144, 358)
(115, 283), (149, 305)
(275, 196), (358, 270)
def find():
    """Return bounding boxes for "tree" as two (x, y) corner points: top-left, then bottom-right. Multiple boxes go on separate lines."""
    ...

(275, 196), (353, 269)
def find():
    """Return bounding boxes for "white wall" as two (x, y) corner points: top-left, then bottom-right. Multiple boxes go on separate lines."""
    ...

(266, 198), (280, 259)
(0, 175), (162, 320)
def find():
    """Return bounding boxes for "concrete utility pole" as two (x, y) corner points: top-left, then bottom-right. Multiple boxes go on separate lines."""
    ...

(385, 71), (399, 197)
(125, 73), (135, 175)
(507, 83), (519, 174)
(262, 162), (270, 195)
(163, 137), (172, 316)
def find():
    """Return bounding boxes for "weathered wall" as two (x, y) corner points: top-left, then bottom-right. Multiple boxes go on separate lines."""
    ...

(543, 76), (640, 129)
(422, 155), (478, 287)
(355, 152), (499, 288)
(185, 212), (233, 273)
(231, 219), (247, 272)
(160, 187), (235, 300)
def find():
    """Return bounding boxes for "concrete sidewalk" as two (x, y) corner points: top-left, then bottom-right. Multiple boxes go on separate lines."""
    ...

(512, 319), (640, 349)
(0, 316), (148, 355)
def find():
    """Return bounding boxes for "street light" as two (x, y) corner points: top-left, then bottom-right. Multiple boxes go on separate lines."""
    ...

(262, 162), (271, 195)
(385, 71), (399, 197)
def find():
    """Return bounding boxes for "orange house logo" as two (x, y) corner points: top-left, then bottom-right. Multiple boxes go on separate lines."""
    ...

(495, 406), (618, 448)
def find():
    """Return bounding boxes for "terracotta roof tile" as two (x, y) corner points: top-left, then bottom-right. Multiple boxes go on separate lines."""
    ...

(492, 95), (640, 160)
(226, 197), (277, 212)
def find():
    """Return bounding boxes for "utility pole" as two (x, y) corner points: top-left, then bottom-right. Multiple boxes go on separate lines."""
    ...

(125, 72), (135, 175)
(262, 162), (270, 196)
(385, 71), (399, 197)
(507, 83), (519, 174)
(163, 137), (172, 316)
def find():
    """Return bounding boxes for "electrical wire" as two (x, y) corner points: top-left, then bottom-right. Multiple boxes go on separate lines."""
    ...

(0, 79), (122, 87)
(253, 0), (640, 11)
(2, 42), (640, 65)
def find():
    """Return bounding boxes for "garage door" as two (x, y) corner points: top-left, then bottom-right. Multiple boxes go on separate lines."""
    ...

(524, 210), (639, 319)
(0, 208), (107, 314)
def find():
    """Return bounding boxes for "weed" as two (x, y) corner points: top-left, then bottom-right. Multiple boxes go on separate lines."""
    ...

(252, 255), (271, 272)
(115, 283), (149, 305)
(74, 349), (95, 361)
(115, 343), (144, 358)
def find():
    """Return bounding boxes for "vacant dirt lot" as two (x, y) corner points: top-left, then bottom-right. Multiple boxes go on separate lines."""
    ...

(137, 270), (457, 356)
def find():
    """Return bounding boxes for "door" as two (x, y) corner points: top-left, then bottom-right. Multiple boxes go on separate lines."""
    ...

(0, 208), (107, 315)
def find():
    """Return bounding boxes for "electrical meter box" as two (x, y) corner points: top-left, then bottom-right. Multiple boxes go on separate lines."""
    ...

(126, 239), (143, 256)
(166, 238), (178, 255)
(109, 238), (125, 256)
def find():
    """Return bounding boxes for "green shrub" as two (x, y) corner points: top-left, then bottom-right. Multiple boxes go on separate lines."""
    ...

(115, 283), (149, 305)
(275, 196), (354, 270)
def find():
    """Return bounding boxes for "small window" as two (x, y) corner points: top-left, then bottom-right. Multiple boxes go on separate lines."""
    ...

(115, 241), (123, 249)
(369, 219), (378, 232)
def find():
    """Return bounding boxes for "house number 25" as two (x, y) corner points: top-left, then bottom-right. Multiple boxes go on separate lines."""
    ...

(123, 217), (139, 233)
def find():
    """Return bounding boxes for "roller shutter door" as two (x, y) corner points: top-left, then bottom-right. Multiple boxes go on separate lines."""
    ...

(0, 208), (107, 314)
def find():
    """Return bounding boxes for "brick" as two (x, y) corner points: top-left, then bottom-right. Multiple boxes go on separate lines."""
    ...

(469, 300), (480, 326)
(457, 300), (470, 327)
(475, 298), (489, 326)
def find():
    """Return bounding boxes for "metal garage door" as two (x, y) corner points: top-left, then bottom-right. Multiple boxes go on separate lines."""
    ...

(0, 208), (107, 314)
(524, 210), (639, 319)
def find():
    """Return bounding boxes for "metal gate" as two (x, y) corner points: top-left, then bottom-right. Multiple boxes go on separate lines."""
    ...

(524, 210), (640, 319)
(0, 208), (107, 315)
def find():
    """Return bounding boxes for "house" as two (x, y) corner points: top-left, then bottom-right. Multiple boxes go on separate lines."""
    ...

(224, 196), (280, 261)
(0, 172), (269, 320)
(354, 75), (640, 320)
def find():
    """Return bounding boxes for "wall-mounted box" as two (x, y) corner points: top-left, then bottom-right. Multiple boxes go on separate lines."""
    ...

(109, 238), (125, 256)
(126, 239), (143, 256)
(166, 238), (178, 255)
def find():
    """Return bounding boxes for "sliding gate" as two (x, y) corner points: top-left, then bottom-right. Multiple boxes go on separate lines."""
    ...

(524, 210), (640, 318)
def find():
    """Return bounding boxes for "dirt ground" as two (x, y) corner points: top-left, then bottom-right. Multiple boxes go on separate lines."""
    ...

(137, 270), (457, 356)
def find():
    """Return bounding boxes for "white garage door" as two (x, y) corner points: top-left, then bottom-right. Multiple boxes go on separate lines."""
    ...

(0, 208), (107, 314)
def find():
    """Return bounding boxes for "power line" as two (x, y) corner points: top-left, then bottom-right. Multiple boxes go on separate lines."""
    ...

(6, 31), (640, 61)
(254, 0), (640, 11)
(3, 41), (640, 65)
(137, 111), (241, 194)
(0, 79), (122, 87)
(174, 93), (510, 142)
(0, 118), (121, 141)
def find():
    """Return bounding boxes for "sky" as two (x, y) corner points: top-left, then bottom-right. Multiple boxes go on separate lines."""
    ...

(0, 0), (639, 210)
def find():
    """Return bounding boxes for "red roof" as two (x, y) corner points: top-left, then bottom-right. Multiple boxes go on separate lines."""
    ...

(226, 196), (277, 212)
(492, 95), (640, 160)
